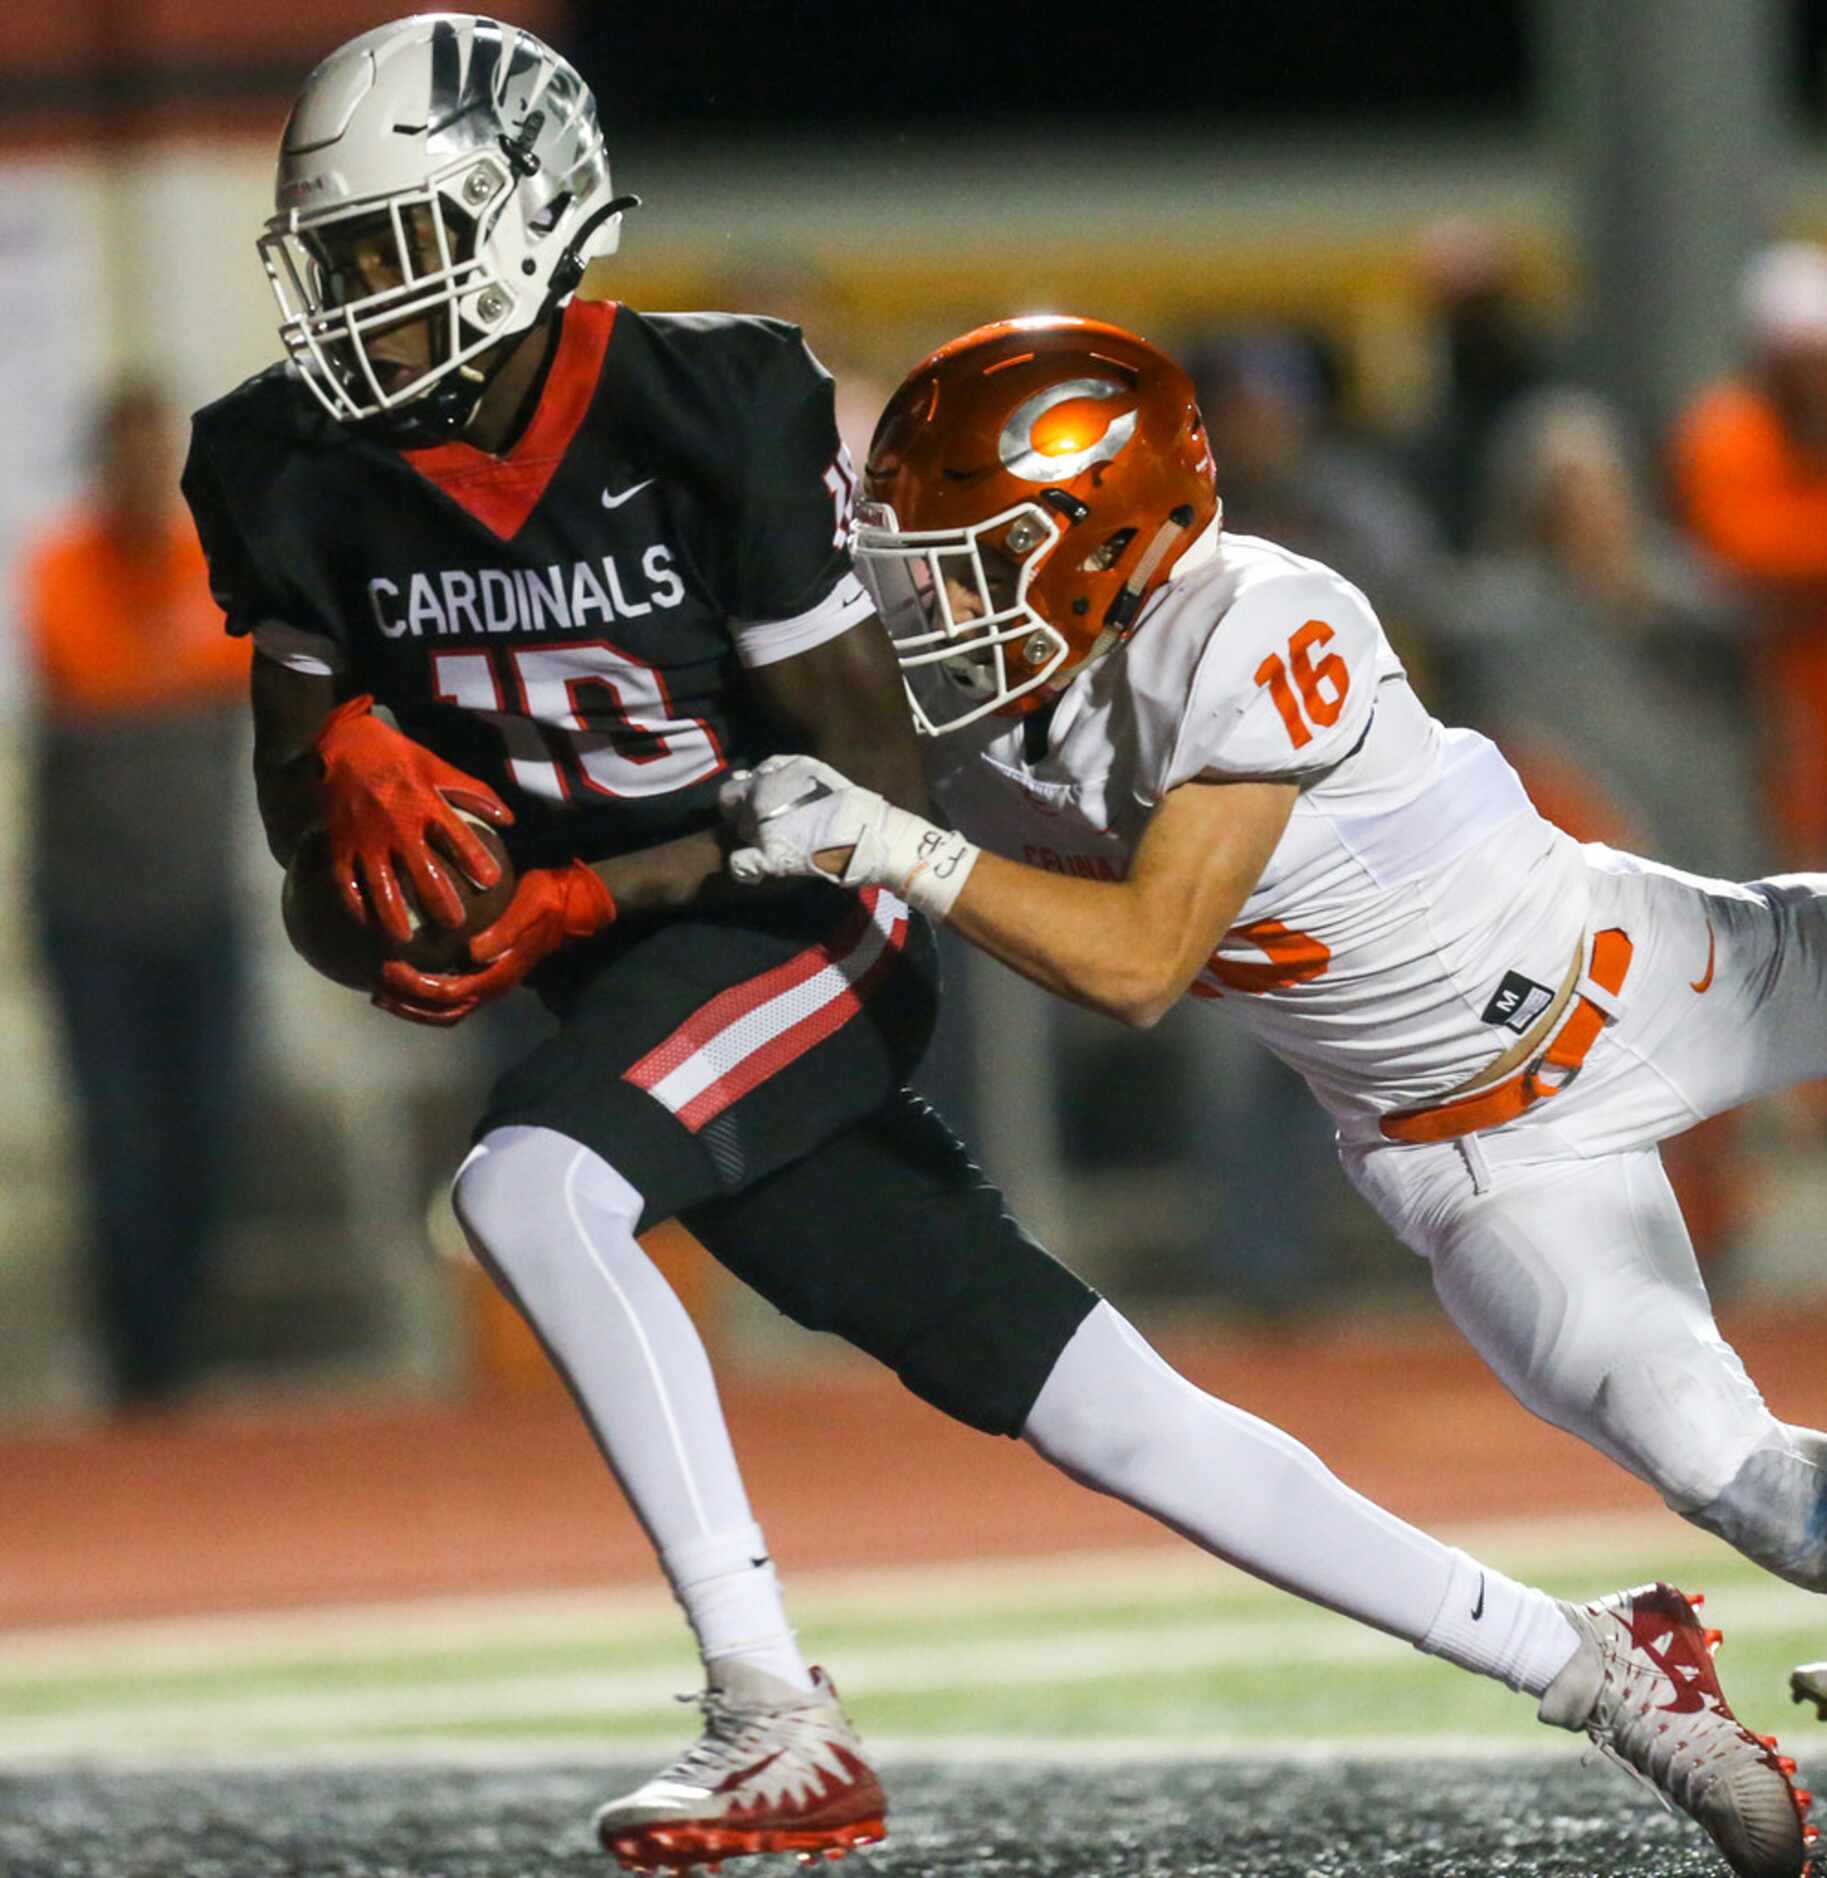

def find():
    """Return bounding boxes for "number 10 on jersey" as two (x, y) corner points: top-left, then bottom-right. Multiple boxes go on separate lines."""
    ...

(431, 643), (724, 801)
(1255, 619), (1349, 751)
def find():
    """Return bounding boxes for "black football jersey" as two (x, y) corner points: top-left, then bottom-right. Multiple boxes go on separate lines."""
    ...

(183, 302), (864, 871)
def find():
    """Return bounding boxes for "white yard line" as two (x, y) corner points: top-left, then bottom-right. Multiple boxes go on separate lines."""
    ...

(0, 1616), (1408, 1762)
(0, 1730), (1579, 1774)
(5, 1571), (1819, 1770)
(3, 1508), (1813, 1774)
(0, 1509), (1734, 1683)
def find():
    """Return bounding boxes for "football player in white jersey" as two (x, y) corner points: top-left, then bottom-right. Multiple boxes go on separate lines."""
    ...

(724, 315), (1827, 1862)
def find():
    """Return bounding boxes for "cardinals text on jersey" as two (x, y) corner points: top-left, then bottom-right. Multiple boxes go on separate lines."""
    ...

(184, 301), (871, 874)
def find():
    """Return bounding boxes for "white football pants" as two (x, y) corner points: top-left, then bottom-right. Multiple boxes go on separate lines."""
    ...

(1342, 846), (1827, 1589)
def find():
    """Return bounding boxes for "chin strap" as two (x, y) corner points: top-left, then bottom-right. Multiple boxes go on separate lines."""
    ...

(355, 377), (486, 448)
(1106, 505), (1196, 629)
(1067, 504), (1197, 679)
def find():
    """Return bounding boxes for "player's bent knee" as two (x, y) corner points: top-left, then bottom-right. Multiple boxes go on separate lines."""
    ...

(452, 1124), (644, 1289)
(451, 1138), (520, 1275)
(1685, 1427), (1827, 1592)
(453, 1127), (552, 1259)
(1021, 1300), (1205, 1487)
(889, 1295), (1094, 1439)
(1022, 1384), (1152, 1487)
(870, 1259), (1098, 1440)
(1591, 1343), (1775, 1511)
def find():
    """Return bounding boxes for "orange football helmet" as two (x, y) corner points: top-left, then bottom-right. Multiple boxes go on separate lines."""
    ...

(856, 315), (1219, 734)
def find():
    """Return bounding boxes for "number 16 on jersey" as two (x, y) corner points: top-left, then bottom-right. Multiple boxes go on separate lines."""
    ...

(1255, 619), (1350, 751)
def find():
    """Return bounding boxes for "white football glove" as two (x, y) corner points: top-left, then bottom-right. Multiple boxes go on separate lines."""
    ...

(719, 754), (980, 921)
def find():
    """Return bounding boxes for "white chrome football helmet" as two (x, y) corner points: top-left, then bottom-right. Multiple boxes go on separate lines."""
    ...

(258, 13), (635, 433)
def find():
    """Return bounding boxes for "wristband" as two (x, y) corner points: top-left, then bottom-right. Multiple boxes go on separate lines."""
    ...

(867, 804), (981, 923)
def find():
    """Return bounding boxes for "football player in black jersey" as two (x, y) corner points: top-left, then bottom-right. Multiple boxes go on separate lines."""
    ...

(182, 19), (1811, 1878)
(188, 18), (1103, 1866)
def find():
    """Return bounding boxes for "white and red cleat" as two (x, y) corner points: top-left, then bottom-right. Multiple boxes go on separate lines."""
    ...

(595, 1663), (886, 1874)
(1540, 1583), (1815, 1877)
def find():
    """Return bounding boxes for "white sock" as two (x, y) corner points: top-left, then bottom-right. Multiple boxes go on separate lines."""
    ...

(454, 1125), (813, 1694)
(663, 1525), (814, 1693)
(1024, 1301), (1570, 1688)
(1417, 1549), (1581, 1695)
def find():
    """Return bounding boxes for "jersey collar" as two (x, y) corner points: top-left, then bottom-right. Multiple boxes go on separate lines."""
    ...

(399, 299), (617, 540)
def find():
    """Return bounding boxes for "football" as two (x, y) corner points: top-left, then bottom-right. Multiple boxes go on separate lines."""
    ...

(281, 816), (517, 990)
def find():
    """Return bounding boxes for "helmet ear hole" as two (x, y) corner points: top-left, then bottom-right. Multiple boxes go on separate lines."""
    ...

(527, 191), (573, 238)
(1081, 527), (1135, 574)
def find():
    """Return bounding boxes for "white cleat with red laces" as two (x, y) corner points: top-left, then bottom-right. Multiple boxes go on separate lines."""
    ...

(595, 1662), (886, 1873)
(1539, 1583), (1815, 1878)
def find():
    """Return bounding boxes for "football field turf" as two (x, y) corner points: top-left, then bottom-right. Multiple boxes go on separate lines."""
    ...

(4, 1515), (1824, 1875)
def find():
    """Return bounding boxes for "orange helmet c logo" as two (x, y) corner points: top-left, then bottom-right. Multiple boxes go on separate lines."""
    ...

(997, 377), (1139, 483)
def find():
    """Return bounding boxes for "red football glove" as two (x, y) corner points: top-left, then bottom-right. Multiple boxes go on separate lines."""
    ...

(314, 693), (514, 944)
(373, 860), (618, 1026)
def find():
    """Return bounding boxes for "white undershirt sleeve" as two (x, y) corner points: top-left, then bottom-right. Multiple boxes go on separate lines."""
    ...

(733, 572), (874, 669)
(251, 619), (349, 677)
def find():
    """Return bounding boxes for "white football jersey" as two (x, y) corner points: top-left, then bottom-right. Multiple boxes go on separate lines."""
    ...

(924, 532), (1591, 1124)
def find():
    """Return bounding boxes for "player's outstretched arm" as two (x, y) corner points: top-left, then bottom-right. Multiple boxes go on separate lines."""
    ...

(505, 613), (927, 923)
(727, 754), (1295, 1027)
(950, 778), (1296, 1025)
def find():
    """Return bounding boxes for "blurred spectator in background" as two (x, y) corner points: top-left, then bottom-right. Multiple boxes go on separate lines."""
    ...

(1443, 386), (1759, 1260)
(1161, 327), (1451, 1315)
(1189, 328), (1449, 669)
(1405, 216), (1553, 552)
(1674, 240), (1827, 870)
(1449, 387), (1759, 877)
(21, 381), (252, 1412)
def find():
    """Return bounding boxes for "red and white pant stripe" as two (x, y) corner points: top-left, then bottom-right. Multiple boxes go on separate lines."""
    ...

(624, 889), (911, 1133)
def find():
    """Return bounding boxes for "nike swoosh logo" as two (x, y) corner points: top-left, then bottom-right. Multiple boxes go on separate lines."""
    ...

(1471, 1574), (1486, 1621)
(601, 478), (656, 509)
(1691, 921), (1716, 995)
(716, 1747), (783, 1794)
